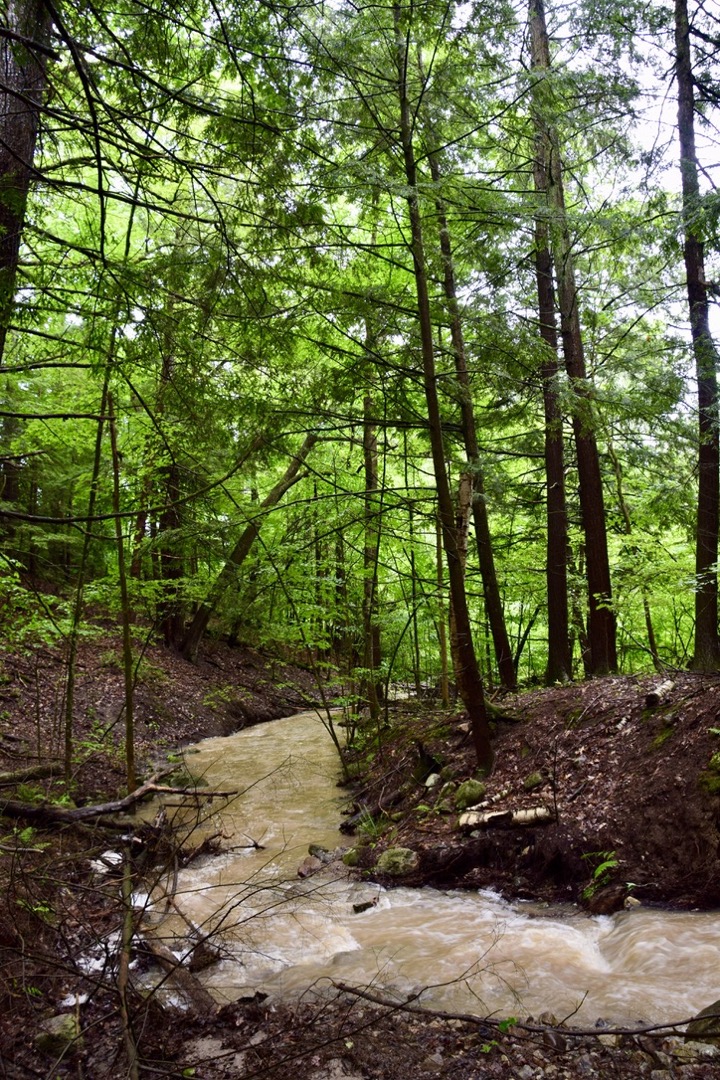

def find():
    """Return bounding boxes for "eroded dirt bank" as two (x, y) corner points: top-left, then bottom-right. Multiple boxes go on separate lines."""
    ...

(345, 674), (720, 911)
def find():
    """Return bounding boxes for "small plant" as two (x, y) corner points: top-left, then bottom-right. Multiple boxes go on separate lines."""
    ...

(202, 685), (238, 711)
(581, 850), (619, 899)
(357, 808), (391, 842)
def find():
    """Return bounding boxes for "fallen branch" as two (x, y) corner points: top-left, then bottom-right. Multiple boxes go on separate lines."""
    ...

(332, 982), (706, 1040)
(0, 762), (63, 787)
(0, 777), (238, 825)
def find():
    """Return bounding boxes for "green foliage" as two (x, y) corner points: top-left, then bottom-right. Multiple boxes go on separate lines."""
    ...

(357, 809), (391, 842)
(581, 850), (619, 899)
(201, 685), (238, 711)
(699, 771), (720, 795)
(0, 0), (714, 726)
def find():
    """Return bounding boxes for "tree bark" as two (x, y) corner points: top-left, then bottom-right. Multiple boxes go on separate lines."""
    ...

(180, 434), (317, 661)
(529, 95), (572, 683)
(428, 152), (516, 691)
(0, 0), (51, 359)
(529, 0), (616, 676)
(675, 0), (720, 671)
(393, 2), (492, 772)
(362, 389), (382, 719)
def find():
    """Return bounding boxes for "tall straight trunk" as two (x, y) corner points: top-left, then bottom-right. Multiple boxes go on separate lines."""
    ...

(158, 460), (183, 645)
(529, 93), (572, 683)
(435, 514), (450, 706)
(0, 0), (52, 360)
(180, 434), (317, 661)
(404, 435), (422, 696)
(362, 391), (381, 719)
(428, 153), (516, 691)
(529, 0), (616, 675)
(394, 2), (492, 772)
(0, 3), (52, 533)
(675, 0), (720, 671)
(108, 394), (136, 793)
(448, 472), (472, 687)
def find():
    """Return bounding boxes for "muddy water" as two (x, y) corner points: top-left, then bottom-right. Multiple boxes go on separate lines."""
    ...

(150, 710), (720, 1024)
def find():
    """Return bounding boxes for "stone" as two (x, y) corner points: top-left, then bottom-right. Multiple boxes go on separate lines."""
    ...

(425, 773), (441, 788)
(342, 848), (359, 867)
(188, 938), (222, 972)
(685, 999), (720, 1045)
(672, 1040), (720, 1061)
(352, 899), (377, 914)
(35, 1013), (83, 1057)
(523, 771), (544, 791)
(455, 779), (487, 810)
(375, 846), (418, 876)
(298, 855), (323, 877)
(308, 843), (331, 860)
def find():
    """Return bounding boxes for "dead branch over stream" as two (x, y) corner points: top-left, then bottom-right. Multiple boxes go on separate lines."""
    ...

(0, 776), (237, 826)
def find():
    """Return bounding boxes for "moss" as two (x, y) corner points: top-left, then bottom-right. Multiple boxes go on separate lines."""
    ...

(698, 771), (720, 795)
(455, 779), (487, 810)
(652, 726), (674, 750)
(564, 708), (583, 729)
(523, 771), (544, 791)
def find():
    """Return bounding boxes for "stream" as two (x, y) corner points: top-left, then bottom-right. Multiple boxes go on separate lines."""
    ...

(143, 709), (720, 1025)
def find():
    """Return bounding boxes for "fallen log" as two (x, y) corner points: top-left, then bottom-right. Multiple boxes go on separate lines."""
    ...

(645, 680), (675, 709)
(0, 777), (238, 826)
(0, 762), (63, 787)
(458, 805), (554, 829)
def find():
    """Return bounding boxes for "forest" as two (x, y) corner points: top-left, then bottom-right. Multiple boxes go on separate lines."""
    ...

(4, 3), (720, 1075)
(1, 0), (719, 774)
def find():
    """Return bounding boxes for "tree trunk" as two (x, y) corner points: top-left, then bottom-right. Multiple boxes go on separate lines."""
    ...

(448, 471), (472, 689)
(0, 0), (52, 360)
(180, 434), (317, 661)
(362, 390), (381, 720)
(108, 393), (136, 793)
(675, 0), (720, 671)
(435, 514), (450, 706)
(428, 152), (516, 691)
(393, 2), (492, 772)
(529, 0), (616, 676)
(528, 74), (572, 683)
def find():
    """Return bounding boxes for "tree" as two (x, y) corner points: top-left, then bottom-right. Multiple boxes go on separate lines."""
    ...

(427, 150), (517, 691)
(392, 0), (493, 770)
(675, 0), (720, 670)
(528, 0), (617, 675)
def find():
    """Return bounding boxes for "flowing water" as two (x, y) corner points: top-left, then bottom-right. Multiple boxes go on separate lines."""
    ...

(143, 709), (720, 1025)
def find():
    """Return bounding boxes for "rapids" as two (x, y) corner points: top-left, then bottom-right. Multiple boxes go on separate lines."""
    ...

(143, 710), (720, 1024)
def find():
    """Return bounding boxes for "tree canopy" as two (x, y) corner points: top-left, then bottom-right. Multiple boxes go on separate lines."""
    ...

(1, 0), (719, 769)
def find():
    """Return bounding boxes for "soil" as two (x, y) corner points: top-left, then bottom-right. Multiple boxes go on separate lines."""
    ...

(348, 674), (720, 912)
(1, 638), (719, 1079)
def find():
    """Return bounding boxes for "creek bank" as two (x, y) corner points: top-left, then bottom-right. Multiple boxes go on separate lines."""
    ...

(339, 674), (720, 910)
